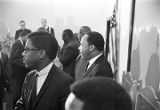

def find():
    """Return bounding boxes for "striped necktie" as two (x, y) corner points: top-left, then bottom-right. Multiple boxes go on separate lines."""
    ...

(85, 61), (90, 71)
(31, 71), (38, 105)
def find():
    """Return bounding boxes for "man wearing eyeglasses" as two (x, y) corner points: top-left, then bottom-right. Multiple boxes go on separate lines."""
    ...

(10, 30), (31, 106)
(15, 20), (31, 40)
(15, 32), (73, 110)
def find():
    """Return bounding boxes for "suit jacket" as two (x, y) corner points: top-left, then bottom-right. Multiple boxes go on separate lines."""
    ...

(15, 29), (31, 40)
(10, 39), (30, 104)
(1, 52), (8, 74)
(10, 39), (25, 68)
(75, 55), (88, 81)
(0, 52), (9, 109)
(15, 64), (73, 110)
(59, 40), (79, 78)
(81, 54), (113, 80)
(47, 27), (55, 37)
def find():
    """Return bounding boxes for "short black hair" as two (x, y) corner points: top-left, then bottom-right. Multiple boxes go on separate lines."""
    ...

(63, 29), (73, 39)
(86, 31), (104, 51)
(70, 77), (132, 110)
(27, 31), (59, 61)
(80, 26), (91, 32)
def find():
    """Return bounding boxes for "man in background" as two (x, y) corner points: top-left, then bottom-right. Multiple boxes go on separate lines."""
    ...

(80, 31), (113, 79)
(15, 20), (31, 40)
(58, 29), (79, 78)
(41, 18), (55, 37)
(65, 77), (132, 110)
(78, 26), (91, 41)
(75, 26), (91, 80)
(10, 31), (31, 106)
(0, 41), (9, 110)
(15, 32), (73, 110)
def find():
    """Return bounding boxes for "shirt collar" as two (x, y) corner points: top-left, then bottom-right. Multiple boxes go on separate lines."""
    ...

(88, 53), (103, 68)
(18, 37), (23, 45)
(0, 52), (1, 59)
(37, 62), (53, 77)
(45, 26), (48, 29)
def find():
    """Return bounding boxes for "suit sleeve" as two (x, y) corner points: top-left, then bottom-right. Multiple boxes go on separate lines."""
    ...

(15, 76), (27, 110)
(59, 77), (73, 110)
(59, 46), (79, 67)
(10, 42), (24, 67)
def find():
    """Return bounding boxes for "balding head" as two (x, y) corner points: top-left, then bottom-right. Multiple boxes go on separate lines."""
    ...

(78, 26), (91, 41)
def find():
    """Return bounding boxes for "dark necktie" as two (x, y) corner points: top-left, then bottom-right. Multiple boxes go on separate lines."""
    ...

(31, 72), (38, 105)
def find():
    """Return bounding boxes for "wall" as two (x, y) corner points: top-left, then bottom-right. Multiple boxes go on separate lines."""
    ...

(0, 0), (115, 46)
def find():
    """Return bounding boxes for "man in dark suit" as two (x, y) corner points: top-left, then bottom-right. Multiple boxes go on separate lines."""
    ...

(10, 31), (31, 106)
(15, 32), (73, 110)
(58, 29), (79, 78)
(75, 26), (91, 80)
(79, 31), (113, 80)
(41, 18), (55, 37)
(0, 41), (9, 110)
(15, 20), (31, 40)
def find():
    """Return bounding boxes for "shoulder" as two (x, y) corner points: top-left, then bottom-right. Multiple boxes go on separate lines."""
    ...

(94, 55), (112, 71)
(12, 40), (21, 47)
(25, 29), (31, 32)
(16, 29), (21, 33)
(51, 65), (73, 81)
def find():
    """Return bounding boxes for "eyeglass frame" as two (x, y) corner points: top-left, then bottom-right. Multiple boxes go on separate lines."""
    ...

(24, 47), (40, 53)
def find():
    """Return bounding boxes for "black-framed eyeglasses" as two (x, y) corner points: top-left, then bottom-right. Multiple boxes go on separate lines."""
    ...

(24, 47), (40, 52)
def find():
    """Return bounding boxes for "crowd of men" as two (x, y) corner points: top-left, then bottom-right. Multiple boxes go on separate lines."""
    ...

(0, 19), (132, 110)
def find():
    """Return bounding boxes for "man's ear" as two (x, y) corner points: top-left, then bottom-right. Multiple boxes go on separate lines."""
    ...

(89, 45), (95, 51)
(39, 50), (46, 59)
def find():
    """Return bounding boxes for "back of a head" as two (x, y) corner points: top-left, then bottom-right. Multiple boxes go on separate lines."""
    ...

(86, 31), (105, 51)
(79, 26), (91, 41)
(37, 27), (48, 32)
(71, 77), (132, 110)
(63, 29), (73, 39)
(27, 31), (58, 61)
(80, 26), (91, 34)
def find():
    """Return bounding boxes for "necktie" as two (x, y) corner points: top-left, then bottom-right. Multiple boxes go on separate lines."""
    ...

(22, 40), (26, 47)
(85, 61), (90, 71)
(31, 72), (38, 105)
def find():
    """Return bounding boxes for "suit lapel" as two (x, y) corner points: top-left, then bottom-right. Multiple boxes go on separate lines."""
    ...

(32, 65), (55, 109)
(17, 39), (24, 48)
(81, 54), (104, 79)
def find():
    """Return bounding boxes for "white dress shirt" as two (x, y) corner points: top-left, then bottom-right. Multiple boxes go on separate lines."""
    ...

(0, 51), (2, 59)
(36, 62), (53, 94)
(87, 53), (103, 70)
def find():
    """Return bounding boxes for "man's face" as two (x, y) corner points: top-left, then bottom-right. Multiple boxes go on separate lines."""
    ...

(41, 19), (47, 27)
(65, 93), (84, 110)
(78, 28), (88, 41)
(22, 39), (41, 69)
(79, 35), (90, 60)
(19, 22), (25, 30)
